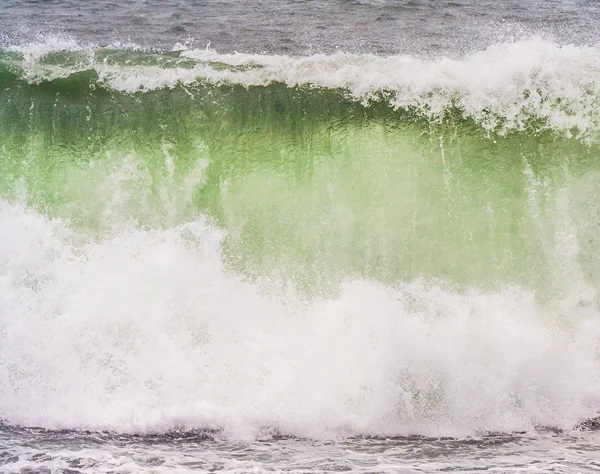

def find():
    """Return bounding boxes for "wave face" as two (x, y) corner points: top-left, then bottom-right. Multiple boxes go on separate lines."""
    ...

(1, 38), (600, 438)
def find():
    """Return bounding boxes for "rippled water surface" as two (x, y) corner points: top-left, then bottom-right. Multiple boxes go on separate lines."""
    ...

(2, 426), (600, 473)
(1, 0), (599, 54)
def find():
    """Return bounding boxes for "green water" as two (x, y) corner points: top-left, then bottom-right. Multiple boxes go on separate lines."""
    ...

(1, 74), (600, 298)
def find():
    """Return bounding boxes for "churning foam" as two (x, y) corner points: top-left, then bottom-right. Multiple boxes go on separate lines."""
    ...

(1, 200), (600, 438)
(5, 36), (600, 138)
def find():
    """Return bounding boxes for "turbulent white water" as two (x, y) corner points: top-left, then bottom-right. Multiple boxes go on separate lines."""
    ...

(1, 200), (600, 438)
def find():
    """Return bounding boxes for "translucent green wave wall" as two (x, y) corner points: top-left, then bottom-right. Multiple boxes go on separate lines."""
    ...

(1, 72), (600, 301)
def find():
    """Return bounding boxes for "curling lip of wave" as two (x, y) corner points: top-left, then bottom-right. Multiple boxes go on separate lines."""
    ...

(3, 36), (600, 137)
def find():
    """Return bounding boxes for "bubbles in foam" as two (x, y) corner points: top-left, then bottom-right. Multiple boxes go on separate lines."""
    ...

(1, 200), (600, 438)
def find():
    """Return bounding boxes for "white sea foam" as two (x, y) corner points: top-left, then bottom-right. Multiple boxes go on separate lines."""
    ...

(1, 200), (599, 438)
(5, 36), (600, 137)
(7, 34), (84, 60)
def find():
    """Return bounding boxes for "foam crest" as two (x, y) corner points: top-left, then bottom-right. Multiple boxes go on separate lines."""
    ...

(1, 201), (600, 438)
(7, 34), (83, 61)
(4, 36), (600, 137)
(177, 39), (600, 137)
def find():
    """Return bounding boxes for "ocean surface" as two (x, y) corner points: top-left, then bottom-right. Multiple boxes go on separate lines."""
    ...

(2, 1), (600, 472)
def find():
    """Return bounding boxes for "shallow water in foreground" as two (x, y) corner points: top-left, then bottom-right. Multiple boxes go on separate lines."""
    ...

(2, 425), (600, 473)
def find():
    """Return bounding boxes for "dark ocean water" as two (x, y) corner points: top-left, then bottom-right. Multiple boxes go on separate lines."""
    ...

(1, 0), (600, 54)
(2, 1), (600, 473)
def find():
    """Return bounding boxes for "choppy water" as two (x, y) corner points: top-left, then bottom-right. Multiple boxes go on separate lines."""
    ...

(2, 1), (600, 473)
(2, 425), (600, 473)
(1, 0), (600, 55)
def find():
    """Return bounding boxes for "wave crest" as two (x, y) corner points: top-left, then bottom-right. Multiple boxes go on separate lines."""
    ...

(1, 36), (600, 138)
